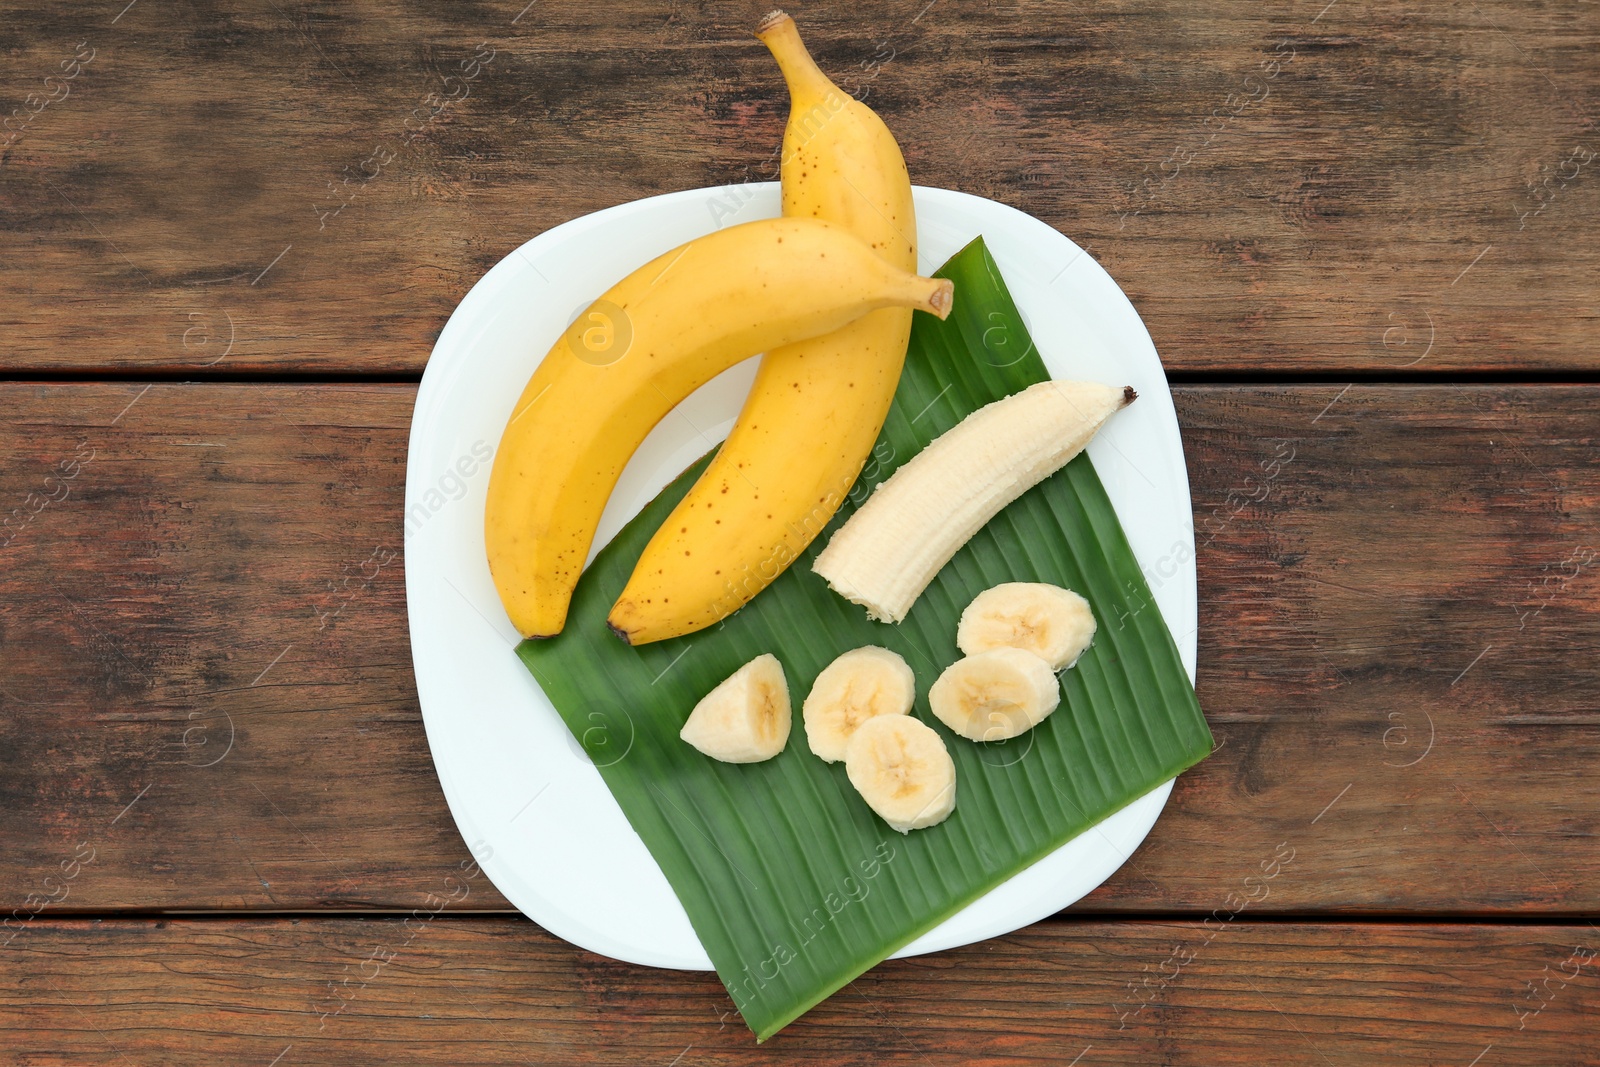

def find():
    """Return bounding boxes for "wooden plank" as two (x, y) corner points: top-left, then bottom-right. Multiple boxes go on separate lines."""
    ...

(2, 917), (1595, 1062)
(1, 1), (1595, 373)
(0, 383), (1595, 914)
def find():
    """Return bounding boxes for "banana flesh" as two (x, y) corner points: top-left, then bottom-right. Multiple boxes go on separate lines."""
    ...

(485, 216), (953, 639)
(957, 582), (1097, 670)
(814, 380), (1135, 624)
(680, 653), (792, 763)
(844, 714), (956, 833)
(801, 646), (915, 763)
(606, 11), (920, 645)
(928, 647), (1061, 742)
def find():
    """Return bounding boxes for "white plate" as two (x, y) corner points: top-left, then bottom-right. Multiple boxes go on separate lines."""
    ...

(405, 184), (1197, 971)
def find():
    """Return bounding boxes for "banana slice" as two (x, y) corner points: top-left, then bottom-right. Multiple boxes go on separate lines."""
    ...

(844, 715), (957, 833)
(680, 653), (791, 763)
(802, 646), (916, 763)
(957, 582), (1096, 670)
(928, 647), (1061, 742)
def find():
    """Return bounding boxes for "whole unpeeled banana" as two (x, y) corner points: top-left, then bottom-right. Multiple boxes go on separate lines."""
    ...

(484, 216), (951, 639)
(608, 12), (920, 645)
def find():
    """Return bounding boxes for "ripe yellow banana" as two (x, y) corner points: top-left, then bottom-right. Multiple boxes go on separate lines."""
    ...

(485, 216), (951, 639)
(608, 11), (919, 645)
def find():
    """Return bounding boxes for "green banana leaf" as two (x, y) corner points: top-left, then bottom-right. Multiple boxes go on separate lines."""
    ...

(518, 236), (1212, 1041)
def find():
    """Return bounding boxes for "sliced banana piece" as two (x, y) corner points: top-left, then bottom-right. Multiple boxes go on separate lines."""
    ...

(680, 653), (791, 763)
(802, 646), (916, 763)
(928, 647), (1061, 742)
(957, 582), (1096, 670)
(844, 715), (957, 833)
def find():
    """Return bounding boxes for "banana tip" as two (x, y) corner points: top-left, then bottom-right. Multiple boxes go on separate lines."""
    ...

(1122, 386), (1138, 406)
(606, 619), (636, 646)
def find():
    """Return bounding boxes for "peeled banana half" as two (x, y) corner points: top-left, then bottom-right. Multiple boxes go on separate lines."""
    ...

(814, 380), (1135, 624)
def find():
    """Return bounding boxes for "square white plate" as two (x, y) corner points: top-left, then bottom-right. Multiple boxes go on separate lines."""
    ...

(405, 184), (1197, 970)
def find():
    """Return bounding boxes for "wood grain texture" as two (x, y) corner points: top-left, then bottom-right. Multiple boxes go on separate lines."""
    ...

(0, 0), (1595, 374)
(0, 383), (1595, 915)
(3, 918), (1596, 1062)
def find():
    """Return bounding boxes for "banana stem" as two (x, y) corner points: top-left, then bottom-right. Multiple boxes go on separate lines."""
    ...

(755, 11), (838, 105)
(912, 278), (954, 320)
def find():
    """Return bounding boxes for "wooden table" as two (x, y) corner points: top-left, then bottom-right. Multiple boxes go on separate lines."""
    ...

(2, 1), (1596, 1062)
